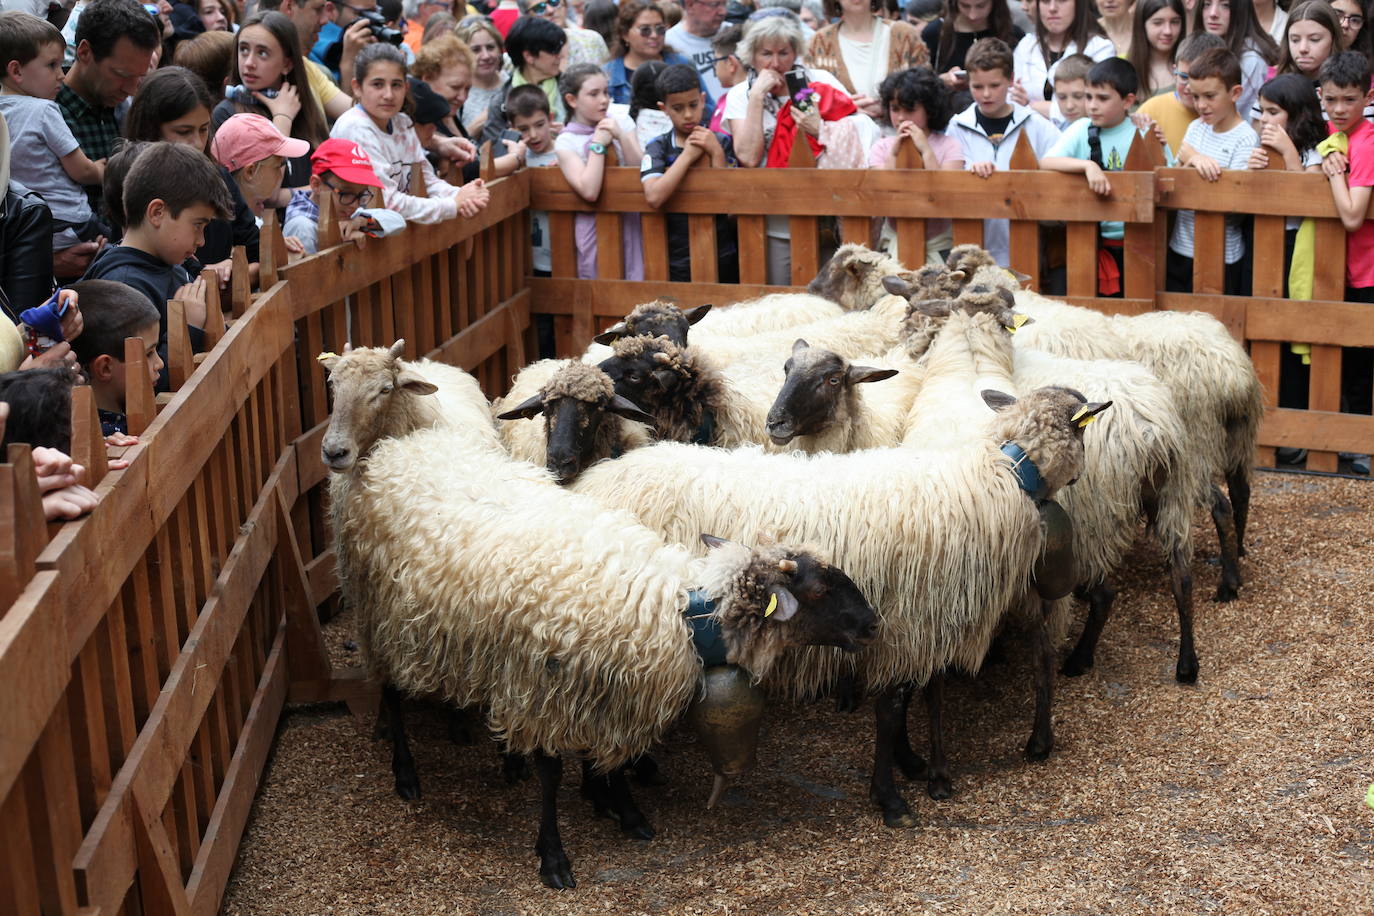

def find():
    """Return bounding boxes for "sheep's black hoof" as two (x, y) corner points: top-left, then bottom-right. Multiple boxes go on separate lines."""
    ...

(503, 753), (531, 784)
(394, 771), (421, 800)
(926, 775), (953, 800)
(538, 857), (576, 890)
(894, 745), (928, 781)
(1213, 582), (1239, 603)
(619, 815), (655, 841)
(1175, 654), (1199, 684)
(1024, 733), (1053, 761)
(870, 790), (917, 828)
(1060, 651), (1093, 678)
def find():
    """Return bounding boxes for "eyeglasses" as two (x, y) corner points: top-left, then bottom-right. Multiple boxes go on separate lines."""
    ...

(322, 178), (374, 207)
(690, 0), (727, 8)
(1172, 70), (1190, 81)
(1340, 13), (1365, 27)
(530, 0), (561, 12)
(710, 53), (737, 65)
(633, 24), (668, 36)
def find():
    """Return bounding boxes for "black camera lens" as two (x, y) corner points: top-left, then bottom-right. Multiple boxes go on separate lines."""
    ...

(358, 8), (405, 46)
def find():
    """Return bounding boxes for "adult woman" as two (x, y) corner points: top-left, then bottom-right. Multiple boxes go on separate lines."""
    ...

(604, 0), (697, 106)
(1012, 0), (1115, 119)
(530, 0), (609, 66)
(807, 0), (930, 115)
(1191, 0), (1279, 121)
(411, 34), (482, 181)
(458, 16), (508, 135)
(921, 0), (1024, 90)
(1127, 0), (1184, 99)
(1097, 0), (1134, 54)
(479, 15), (568, 144)
(582, 0), (619, 50)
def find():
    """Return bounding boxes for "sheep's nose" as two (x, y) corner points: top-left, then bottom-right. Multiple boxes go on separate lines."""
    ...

(322, 444), (351, 466)
(553, 457), (579, 482)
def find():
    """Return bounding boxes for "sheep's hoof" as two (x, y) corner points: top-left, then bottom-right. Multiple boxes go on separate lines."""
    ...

(538, 858), (576, 890)
(1213, 582), (1239, 603)
(926, 775), (953, 800)
(1024, 734), (1053, 761)
(1060, 652), (1093, 678)
(1175, 655), (1200, 684)
(394, 772), (421, 801)
(620, 818), (655, 841)
(880, 807), (918, 829)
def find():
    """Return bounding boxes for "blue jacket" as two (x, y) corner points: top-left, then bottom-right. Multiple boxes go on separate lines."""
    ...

(603, 53), (713, 111)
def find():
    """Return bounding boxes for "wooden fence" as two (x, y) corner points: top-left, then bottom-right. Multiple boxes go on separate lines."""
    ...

(2, 135), (1372, 914)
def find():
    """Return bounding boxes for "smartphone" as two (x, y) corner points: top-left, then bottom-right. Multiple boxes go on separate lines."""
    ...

(501, 129), (522, 142)
(784, 67), (808, 99)
(954, 69), (968, 80)
(143, 3), (159, 14)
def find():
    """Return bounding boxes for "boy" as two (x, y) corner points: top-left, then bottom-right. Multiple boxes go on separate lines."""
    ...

(709, 25), (744, 134)
(1139, 31), (1226, 160)
(211, 113), (310, 217)
(1050, 53), (1093, 130)
(1165, 47), (1258, 295)
(948, 38), (1061, 267)
(67, 278), (163, 436)
(1042, 58), (1147, 295)
(489, 85), (561, 277)
(640, 63), (739, 283)
(283, 138), (389, 255)
(83, 142), (233, 365)
(0, 11), (108, 252)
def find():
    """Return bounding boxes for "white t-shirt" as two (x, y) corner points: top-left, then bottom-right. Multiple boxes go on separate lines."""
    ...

(526, 146), (558, 272)
(666, 24), (725, 102)
(837, 20), (893, 99)
(1170, 118), (1259, 262)
(0, 95), (92, 229)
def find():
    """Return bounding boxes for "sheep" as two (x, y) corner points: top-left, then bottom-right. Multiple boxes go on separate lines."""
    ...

(808, 242), (967, 311)
(592, 294), (849, 350)
(571, 382), (1112, 828)
(325, 362), (880, 889)
(492, 359), (654, 483)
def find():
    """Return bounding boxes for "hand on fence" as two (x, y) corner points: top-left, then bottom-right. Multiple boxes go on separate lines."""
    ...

(1085, 162), (1112, 196)
(338, 218), (371, 245)
(456, 179), (490, 218)
(1189, 153), (1222, 181)
(970, 160), (996, 178)
(1323, 150), (1350, 177)
(437, 135), (478, 164)
(283, 235), (307, 257)
(685, 127), (723, 164)
(203, 258), (234, 288)
(1130, 112), (1166, 148)
(104, 432), (139, 470)
(20, 340), (78, 372)
(592, 117), (617, 146)
(175, 277), (209, 330)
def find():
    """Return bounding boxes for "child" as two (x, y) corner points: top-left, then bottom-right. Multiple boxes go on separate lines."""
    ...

(868, 66), (964, 265)
(491, 86), (561, 278)
(640, 63), (739, 283)
(709, 24), (745, 134)
(1042, 58), (1147, 295)
(1127, 0), (1185, 101)
(331, 44), (490, 224)
(0, 11), (108, 252)
(83, 142), (234, 366)
(1165, 47), (1259, 294)
(1138, 30), (1225, 158)
(1050, 53), (1094, 129)
(554, 63), (645, 280)
(283, 138), (388, 255)
(629, 60), (673, 149)
(67, 278), (164, 437)
(949, 38), (1061, 267)
(211, 113), (311, 217)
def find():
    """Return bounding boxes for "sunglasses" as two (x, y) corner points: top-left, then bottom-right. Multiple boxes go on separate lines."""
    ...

(322, 178), (374, 208)
(1172, 70), (1190, 81)
(633, 24), (668, 36)
(530, 0), (561, 12)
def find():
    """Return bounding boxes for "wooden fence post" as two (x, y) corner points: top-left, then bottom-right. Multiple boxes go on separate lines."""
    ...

(230, 245), (251, 316)
(409, 162), (428, 198)
(260, 208), (290, 288)
(124, 337), (156, 435)
(1007, 132), (1042, 289)
(1123, 132), (1164, 302)
(480, 141), (497, 184)
(0, 443), (48, 608)
(893, 137), (926, 261)
(165, 299), (194, 391)
(317, 190), (343, 251)
(1250, 145), (1291, 466)
(201, 279), (225, 349)
(786, 130), (820, 286)
(70, 385), (107, 489)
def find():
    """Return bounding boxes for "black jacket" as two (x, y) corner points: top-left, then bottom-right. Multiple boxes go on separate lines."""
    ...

(0, 182), (54, 324)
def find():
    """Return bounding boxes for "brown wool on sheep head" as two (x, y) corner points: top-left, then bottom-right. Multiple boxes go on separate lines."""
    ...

(945, 244), (1000, 279)
(593, 299), (712, 347)
(319, 340), (439, 472)
(808, 242), (920, 310)
(599, 335), (692, 407)
(983, 386), (1113, 498)
(765, 339), (898, 445)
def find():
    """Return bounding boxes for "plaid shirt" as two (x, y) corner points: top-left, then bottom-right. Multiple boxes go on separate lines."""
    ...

(56, 84), (119, 212)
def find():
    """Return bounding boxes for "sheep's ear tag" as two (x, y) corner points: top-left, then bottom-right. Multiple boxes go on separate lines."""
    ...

(1005, 313), (1030, 333)
(317, 351), (338, 362)
(764, 593), (778, 617)
(1071, 406), (1098, 428)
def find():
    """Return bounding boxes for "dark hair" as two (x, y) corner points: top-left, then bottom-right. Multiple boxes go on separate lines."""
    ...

(877, 67), (952, 131)
(0, 367), (76, 453)
(505, 15), (566, 71)
(613, 0), (670, 58)
(1318, 48), (1372, 89)
(559, 61), (606, 103)
(233, 11), (327, 146)
(1276, 1), (1342, 76)
(171, 30), (235, 104)
(932, 0), (1016, 72)
(652, 61), (699, 100)
(353, 41), (407, 83)
(630, 59), (669, 119)
(1258, 72), (1327, 155)
(1187, 46), (1243, 88)
(123, 142), (233, 230)
(378, 0), (403, 24)
(102, 140), (153, 234)
(505, 82), (551, 119)
(1346, 0), (1374, 60)
(73, 0), (161, 60)
(711, 22), (742, 56)
(1176, 29), (1225, 62)
(1127, 0), (1185, 96)
(1033, 0), (1105, 69)
(67, 279), (161, 366)
(1087, 57), (1139, 97)
(0, 10), (64, 69)
(964, 36), (1014, 77)
(1190, 0), (1279, 66)
(822, 0), (880, 18)
(124, 67), (215, 144)
(582, 0), (618, 51)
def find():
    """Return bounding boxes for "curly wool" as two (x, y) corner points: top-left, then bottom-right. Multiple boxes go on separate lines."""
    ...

(495, 359), (651, 468)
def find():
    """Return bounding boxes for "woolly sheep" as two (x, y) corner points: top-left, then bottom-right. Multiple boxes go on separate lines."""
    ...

(808, 242), (966, 311)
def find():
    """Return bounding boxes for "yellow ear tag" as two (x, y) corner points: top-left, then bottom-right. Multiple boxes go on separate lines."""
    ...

(764, 593), (778, 617)
(1071, 405), (1099, 428)
(316, 351), (338, 362)
(1013, 313), (1029, 328)
(1078, 415), (1099, 428)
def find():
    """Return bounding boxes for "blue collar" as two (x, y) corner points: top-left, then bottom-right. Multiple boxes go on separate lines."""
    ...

(685, 589), (728, 667)
(1001, 441), (1049, 502)
(692, 409), (716, 446)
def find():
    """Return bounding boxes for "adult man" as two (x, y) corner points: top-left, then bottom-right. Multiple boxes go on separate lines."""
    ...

(314, 0), (380, 88)
(259, 0), (353, 118)
(666, 0), (727, 100)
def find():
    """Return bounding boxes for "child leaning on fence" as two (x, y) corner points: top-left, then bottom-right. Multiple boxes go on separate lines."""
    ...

(489, 85), (561, 276)
(66, 279), (163, 438)
(283, 138), (392, 256)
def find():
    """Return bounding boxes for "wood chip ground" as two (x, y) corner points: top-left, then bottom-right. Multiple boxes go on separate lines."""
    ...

(223, 471), (1374, 914)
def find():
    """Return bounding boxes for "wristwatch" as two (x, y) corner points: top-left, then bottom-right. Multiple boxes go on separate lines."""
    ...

(588, 141), (607, 155)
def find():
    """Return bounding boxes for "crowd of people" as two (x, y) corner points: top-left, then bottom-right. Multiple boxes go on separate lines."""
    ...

(1, 0), (1372, 507)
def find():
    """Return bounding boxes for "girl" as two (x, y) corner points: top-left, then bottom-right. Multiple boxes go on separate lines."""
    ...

(628, 60), (673, 148)
(553, 63), (644, 279)
(806, 0), (931, 115)
(923, 0), (1025, 91)
(1097, 0), (1135, 56)
(868, 67), (964, 264)
(1191, 0), (1280, 119)
(457, 17), (508, 135)
(1012, 0), (1116, 119)
(604, 0), (697, 106)
(212, 11), (327, 196)
(331, 44), (490, 224)
(1128, 0), (1185, 100)
(1330, 0), (1372, 59)
(124, 67), (261, 288)
(1274, 1), (1342, 78)
(196, 0), (234, 32)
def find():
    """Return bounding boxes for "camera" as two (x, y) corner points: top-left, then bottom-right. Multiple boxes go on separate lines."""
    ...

(356, 8), (405, 46)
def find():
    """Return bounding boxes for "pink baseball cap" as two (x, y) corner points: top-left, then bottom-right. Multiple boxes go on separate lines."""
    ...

(310, 138), (383, 187)
(210, 113), (310, 171)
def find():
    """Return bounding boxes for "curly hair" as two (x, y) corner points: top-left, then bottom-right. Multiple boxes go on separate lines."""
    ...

(877, 67), (952, 132)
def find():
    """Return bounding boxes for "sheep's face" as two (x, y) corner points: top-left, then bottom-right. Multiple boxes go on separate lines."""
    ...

(808, 244), (915, 310)
(593, 301), (710, 348)
(597, 337), (689, 410)
(319, 341), (437, 472)
(766, 340), (897, 445)
(983, 386), (1113, 497)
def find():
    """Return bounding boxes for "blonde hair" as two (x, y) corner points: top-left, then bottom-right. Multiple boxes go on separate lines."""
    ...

(737, 13), (806, 67)
(411, 32), (475, 81)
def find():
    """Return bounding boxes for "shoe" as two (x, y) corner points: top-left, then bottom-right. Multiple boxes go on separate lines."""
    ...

(1340, 452), (1372, 474)
(1276, 447), (1307, 464)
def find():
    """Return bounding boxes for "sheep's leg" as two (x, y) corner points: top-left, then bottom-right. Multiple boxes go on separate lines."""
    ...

(1227, 465), (1252, 558)
(1171, 547), (1200, 684)
(534, 752), (575, 889)
(923, 672), (953, 800)
(891, 682), (929, 781)
(502, 751), (531, 784)
(382, 684), (421, 800)
(1025, 603), (1056, 761)
(1061, 580), (1117, 677)
(445, 705), (474, 745)
(580, 761), (655, 839)
(1210, 484), (1242, 602)
(833, 671), (861, 713)
(869, 685), (917, 828)
(628, 752), (668, 786)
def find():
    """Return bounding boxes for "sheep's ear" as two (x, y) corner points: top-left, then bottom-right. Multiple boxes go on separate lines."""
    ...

(605, 394), (655, 425)
(594, 322), (628, 345)
(764, 585), (799, 622)
(387, 339), (406, 360)
(792, 337), (810, 354)
(1071, 400), (1113, 427)
(1010, 269), (1032, 287)
(700, 534), (733, 550)
(395, 368), (438, 396)
(496, 393), (547, 420)
(342, 341), (354, 353)
(848, 365), (898, 385)
(881, 275), (915, 299)
(981, 389), (1018, 411)
(684, 304), (712, 324)
(947, 269), (967, 286)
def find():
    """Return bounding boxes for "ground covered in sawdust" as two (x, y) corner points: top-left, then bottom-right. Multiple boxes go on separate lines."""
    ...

(224, 471), (1374, 915)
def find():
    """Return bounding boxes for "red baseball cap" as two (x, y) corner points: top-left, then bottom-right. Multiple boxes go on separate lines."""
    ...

(210, 113), (310, 171)
(310, 138), (383, 187)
